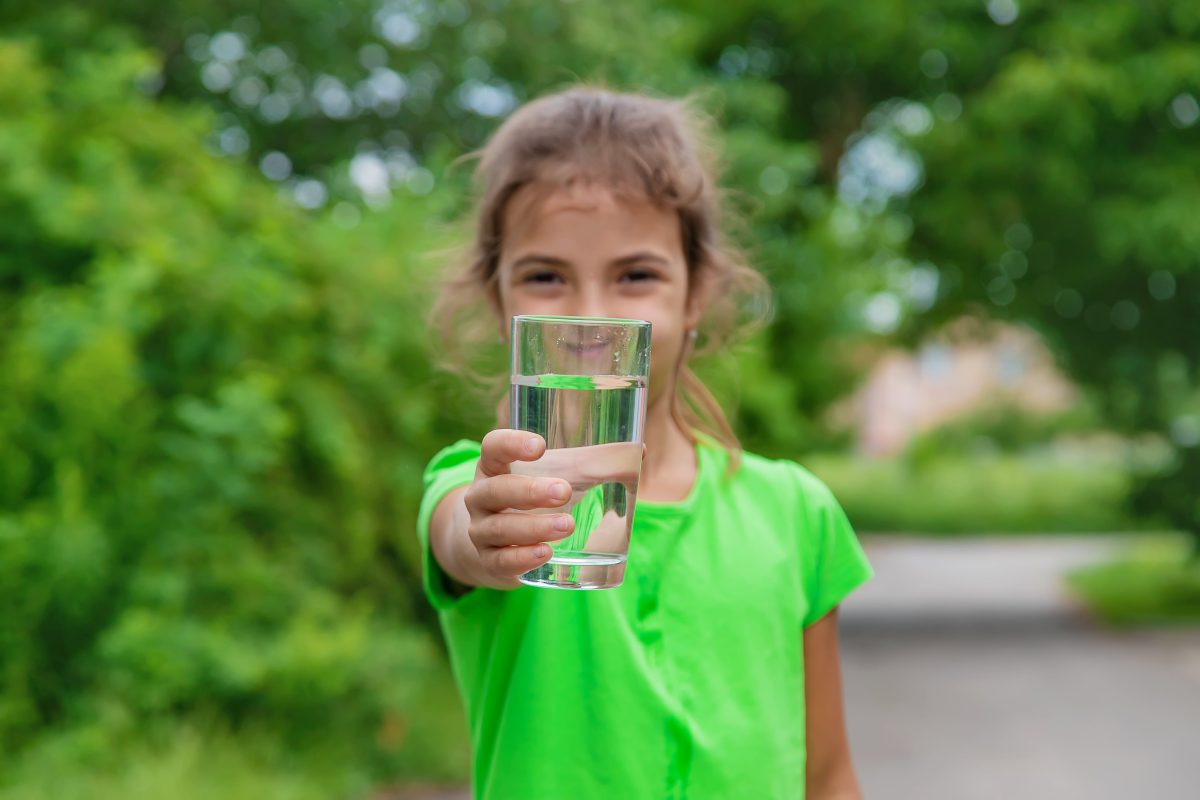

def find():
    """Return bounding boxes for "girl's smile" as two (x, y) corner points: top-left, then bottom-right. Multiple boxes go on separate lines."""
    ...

(496, 181), (704, 406)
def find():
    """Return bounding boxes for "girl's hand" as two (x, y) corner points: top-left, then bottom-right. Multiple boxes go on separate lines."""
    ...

(462, 429), (575, 585)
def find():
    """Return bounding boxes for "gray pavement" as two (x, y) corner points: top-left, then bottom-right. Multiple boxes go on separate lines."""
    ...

(841, 536), (1200, 800)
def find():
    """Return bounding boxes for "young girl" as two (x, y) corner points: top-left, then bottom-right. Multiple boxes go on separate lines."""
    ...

(419, 87), (872, 799)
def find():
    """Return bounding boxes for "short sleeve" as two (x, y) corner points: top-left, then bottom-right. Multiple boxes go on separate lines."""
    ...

(416, 439), (483, 611)
(792, 465), (874, 627)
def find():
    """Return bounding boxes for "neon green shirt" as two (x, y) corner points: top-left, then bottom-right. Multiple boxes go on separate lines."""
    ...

(416, 437), (873, 799)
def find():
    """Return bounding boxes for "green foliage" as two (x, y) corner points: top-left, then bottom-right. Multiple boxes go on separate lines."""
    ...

(0, 35), (468, 779)
(893, 3), (1200, 539)
(1130, 447), (1200, 552)
(0, 0), (707, 186)
(674, 0), (1200, 543)
(806, 453), (1137, 534)
(1068, 535), (1200, 626)
(0, 711), (466, 799)
(2, 723), (362, 800)
(1, 2), (907, 457)
(0, 664), (468, 796)
(903, 401), (1103, 465)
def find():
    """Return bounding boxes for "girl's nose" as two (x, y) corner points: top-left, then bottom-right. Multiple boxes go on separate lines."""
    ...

(573, 290), (610, 320)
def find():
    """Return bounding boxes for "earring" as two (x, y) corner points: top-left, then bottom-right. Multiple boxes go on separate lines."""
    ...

(687, 329), (699, 341)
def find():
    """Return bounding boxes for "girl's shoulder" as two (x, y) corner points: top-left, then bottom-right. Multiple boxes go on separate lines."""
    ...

(723, 446), (843, 516)
(424, 438), (482, 470)
(421, 439), (482, 489)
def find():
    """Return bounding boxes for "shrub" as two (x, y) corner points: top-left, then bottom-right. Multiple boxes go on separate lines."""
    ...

(0, 37), (466, 779)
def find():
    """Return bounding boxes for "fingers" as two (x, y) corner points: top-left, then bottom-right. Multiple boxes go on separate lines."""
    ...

(517, 441), (642, 485)
(485, 542), (554, 579)
(478, 429), (545, 477)
(465, 473), (572, 515)
(471, 510), (575, 548)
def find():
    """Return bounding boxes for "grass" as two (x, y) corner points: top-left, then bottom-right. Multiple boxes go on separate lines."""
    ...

(1067, 535), (1200, 626)
(0, 658), (470, 800)
(1, 725), (355, 800)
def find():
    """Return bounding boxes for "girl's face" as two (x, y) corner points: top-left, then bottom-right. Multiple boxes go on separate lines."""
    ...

(495, 182), (703, 405)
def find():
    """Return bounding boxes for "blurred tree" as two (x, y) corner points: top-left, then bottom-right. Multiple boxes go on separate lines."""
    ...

(898, 4), (1200, 550)
(11, 2), (1192, 479)
(0, 34), (465, 776)
(1, 1), (907, 458)
(679, 0), (1200, 549)
(0, 1), (702, 195)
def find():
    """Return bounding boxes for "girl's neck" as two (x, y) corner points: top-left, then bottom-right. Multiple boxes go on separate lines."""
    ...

(638, 393), (698, 503)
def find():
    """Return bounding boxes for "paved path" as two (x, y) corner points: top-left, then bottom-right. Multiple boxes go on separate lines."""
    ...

(840, 536), (1200, 800)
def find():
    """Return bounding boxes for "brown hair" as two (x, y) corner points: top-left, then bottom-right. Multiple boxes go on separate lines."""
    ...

(431, 85), (770, 472)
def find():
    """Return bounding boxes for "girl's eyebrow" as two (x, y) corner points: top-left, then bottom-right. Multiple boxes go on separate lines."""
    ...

(511, 253), (571, 270)
(613, 251), (670, 266)
(510, 251), (670, 271)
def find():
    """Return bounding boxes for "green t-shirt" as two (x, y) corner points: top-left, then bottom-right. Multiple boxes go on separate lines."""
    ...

(416, 437), (873, 800)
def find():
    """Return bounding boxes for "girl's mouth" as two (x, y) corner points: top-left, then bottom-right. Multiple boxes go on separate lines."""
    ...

(571, 341), (609, 355)
(557, 334), (612, 357)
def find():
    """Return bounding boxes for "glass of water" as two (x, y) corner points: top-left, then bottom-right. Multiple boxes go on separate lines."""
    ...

(509, 314), (651, 590)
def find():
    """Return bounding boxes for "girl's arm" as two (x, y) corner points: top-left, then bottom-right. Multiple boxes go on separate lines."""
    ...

(429, 430), (575, 591)
(804, 607), (864, 800)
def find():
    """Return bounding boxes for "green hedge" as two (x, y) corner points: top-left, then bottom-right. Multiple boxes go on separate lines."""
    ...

(806, 454), (1138, 534)
(1067, 536), (1200, 626)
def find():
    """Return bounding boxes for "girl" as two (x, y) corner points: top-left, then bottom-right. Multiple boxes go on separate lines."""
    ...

(419, 87), (872, 799)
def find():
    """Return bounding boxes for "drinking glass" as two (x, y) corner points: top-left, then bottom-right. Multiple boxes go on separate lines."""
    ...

(509, 315), (651, 589)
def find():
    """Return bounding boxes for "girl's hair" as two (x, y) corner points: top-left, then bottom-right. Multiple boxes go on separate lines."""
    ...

(431, 85), (770, 472)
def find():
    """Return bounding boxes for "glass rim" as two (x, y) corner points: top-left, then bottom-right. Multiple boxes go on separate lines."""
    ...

(511, 314), (651, 328)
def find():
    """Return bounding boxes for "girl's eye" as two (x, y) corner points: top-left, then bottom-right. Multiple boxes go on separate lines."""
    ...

(621, 269), (658, 283)
(524, 271), (562, 284)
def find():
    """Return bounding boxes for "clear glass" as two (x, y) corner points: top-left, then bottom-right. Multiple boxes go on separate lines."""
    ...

(509, 315), (651, 589)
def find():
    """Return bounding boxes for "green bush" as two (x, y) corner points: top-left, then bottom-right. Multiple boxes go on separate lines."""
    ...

(805, 453), (1139, 534)
(903, 401), (1104, 465)
(0, 37), (468, 780)
(1067, 536), (1200, 626)
(1, 723), (359, 800)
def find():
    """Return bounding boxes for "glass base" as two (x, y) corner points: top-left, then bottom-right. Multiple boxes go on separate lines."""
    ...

(519, 551), (627, 590)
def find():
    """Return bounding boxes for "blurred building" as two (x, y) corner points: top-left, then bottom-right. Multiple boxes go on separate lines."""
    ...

(845, 320), (1076, 456)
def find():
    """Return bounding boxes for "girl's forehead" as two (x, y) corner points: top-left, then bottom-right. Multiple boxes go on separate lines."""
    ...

(502, 180), (672, 243)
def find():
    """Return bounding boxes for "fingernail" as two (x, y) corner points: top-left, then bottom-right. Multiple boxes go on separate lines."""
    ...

(553, 515), (572, 532)
(534, 544), (551, 558)
(524, 438), (541, 456)
(549, 482), (570, 501)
